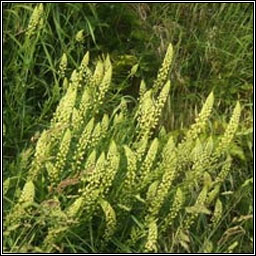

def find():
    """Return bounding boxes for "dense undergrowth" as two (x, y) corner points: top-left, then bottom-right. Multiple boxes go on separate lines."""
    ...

(3, 3), (253, 253)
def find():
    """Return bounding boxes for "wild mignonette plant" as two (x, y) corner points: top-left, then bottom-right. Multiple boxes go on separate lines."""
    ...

(4, 39), (242, 253)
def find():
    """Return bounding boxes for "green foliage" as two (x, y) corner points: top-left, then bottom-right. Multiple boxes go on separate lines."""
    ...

(3, 41), (247, 253)
(3, 3), (252, 254)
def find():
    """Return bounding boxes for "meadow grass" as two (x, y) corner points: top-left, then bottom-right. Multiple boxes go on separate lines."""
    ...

(3, 3), (253, 253)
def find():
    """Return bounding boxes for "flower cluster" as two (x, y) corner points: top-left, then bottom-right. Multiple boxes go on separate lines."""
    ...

(215, 101), (241, 157)
(144, 219), (158, 252)
(26, 3), (44, 38)
(162, 188), (184, 231)
(99, 198), (117, 240)
(139, 138), (159, 189)
(4, 42), (244, 253)
(153, 43), (173, 94)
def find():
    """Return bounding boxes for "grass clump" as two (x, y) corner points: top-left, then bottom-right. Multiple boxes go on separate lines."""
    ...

(3, 40), (247, 253)
(3, 3), (252, 253)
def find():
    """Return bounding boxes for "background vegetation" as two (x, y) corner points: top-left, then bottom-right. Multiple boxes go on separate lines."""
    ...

(3, 3), (253, 253)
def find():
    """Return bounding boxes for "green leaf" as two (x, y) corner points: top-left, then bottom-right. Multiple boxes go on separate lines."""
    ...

(229, 144), (245, 161)
(85, 16), (98, 49)
(3, 178), (10, 195)
(117, 204), (131, 212)
(186, 205), (211, 215)
(241, 178), (253, 188)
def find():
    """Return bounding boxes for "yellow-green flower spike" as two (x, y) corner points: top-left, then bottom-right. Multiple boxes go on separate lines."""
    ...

(144, 219), (158, 252)
(5, 180), (35, 227)
(66, 197), (83, 218)
(104, 54), (112, 72)
(102, 140), (120, 195)
(63, 77), (69, 92)
(70, 69), (79, 88)
(20, 147), (33, 171)
(131, 63), (139, 76)
(75, 29), (84, 43)
(82, 149), (97, 181)
(55, 128), (72, 173)
(137, 89), (156, 139)
(58, 53), (68, 78)
(85, 149), (97, 169)
(91, 60), (104, 87)
(211, 198), (223, 227)
(206, 184), (221, 206)
(186, 91), (214, 141)
(80, 51), (90, 69)
(80, 153), (105, 213)
(135, 135), (149, 162)
(26, 3), (44, 38)
(148, 144), (176, 217)
(123, 145), (137, 193)
(28, 130), (51, 180)
(97, 58), (112, 106)
(86, 151), (106, 188)
(90, 122), (102, 148)
(99, 198), (116, 240)
(163, 188), (184, 231)
(215, 101), (241, 157)
(42, 226), (68, 253)
(185, 139), (212, 189)
(51, 85), (77, 128)
(176, 92), (214, 174)
(78, 52), (91, 85)
(215, 156), (232, 184)
(139, 79), (147, 102)
(159, 126), (167, 138)
(46, 162), (58, 185)
(113, 112), (124, 126)
(153, 80), (171, 129)
(183, 185), (209, 231)
(78, 87), (92, 121)
(153, 43), (173, 94)
(18, 180), (35, 206)
(107, 140), (119, 162)
(203, 171), (213, 188)
(146, 180), (159, 204)
(101, 114), (109, 136)
(196, 185), (209, 205)
(139, 138), (159, 188)
(162, 136), (175, 161)
(71, 107), (82, 132)
(73, 118), (95, 171)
